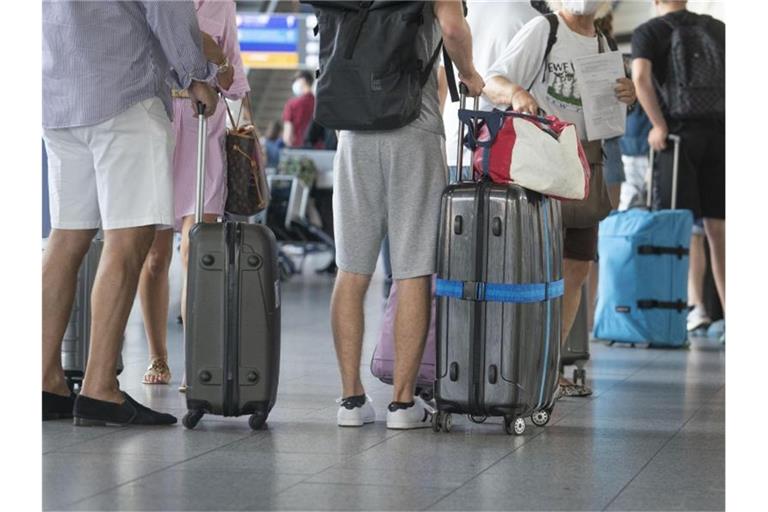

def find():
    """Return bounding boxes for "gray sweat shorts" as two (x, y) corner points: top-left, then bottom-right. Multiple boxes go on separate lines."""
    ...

(333, 126), (447, 280)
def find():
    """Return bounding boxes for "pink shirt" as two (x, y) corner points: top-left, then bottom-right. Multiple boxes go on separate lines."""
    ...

(195, 0), (250, 100)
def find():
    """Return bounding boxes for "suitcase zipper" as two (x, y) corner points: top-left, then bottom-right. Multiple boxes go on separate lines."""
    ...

(470, 183), (488, 414)
(224, 223), (239, 416)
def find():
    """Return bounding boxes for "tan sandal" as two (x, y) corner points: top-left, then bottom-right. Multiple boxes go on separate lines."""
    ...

(142, 357), (171, 385)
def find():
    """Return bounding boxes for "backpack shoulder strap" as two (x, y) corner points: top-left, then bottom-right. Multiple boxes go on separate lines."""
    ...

(543, 13), (559, 64)
(529, 13), (558, 91)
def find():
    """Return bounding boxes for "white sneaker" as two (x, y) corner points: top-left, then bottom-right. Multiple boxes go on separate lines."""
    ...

(336, 394), (375, 427)
(687, 305), (712, 332)
(386, 396), (435, 430)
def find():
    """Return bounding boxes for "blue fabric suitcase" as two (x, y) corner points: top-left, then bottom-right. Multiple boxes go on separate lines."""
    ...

(593, 135), (693, 347)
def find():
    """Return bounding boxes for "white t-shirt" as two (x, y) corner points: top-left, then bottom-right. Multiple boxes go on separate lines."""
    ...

(442, 0), (539, 168)
(486, 13), (603, 141)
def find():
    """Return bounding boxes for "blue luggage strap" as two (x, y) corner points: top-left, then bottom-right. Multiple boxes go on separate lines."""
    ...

(435, 278), (564, 303)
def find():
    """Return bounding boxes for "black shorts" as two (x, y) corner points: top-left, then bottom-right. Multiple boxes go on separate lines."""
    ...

(564, 226), (598, 262)
(653, 119), (725, 219)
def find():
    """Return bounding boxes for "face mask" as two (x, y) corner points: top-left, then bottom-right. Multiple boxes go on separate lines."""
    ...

(292, 81), (304, 97)
(562, 0), (603, 15)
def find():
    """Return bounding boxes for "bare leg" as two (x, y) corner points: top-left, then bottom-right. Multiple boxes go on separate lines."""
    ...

(138, 229), (174, 383)
(586, 264), (598, 333)
(703, 218), (725, 313)
(80, 226), (156, 404)
(561, 259), (593, 343)
(392, 276), (431, 403)
(607, 183), (622, 211)
(687, 232), (707, 308)
(560, 259), (592, 387)
(42, 229), (98, 396)
(330, 270), (371, 398)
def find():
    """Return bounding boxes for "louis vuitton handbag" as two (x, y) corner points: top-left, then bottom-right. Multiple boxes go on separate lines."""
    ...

(224, 95), (270, 216)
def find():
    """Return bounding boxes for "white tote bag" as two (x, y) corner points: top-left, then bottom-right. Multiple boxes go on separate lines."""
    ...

(471, 111), (591, 200)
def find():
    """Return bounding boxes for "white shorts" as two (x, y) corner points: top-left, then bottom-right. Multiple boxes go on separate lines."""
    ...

(43, 98), (175, 230)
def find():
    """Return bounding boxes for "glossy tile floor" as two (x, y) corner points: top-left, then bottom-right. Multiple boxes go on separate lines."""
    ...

(43, 251), (725, 511)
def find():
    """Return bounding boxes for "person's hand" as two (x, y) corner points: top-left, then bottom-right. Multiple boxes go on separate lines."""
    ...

(511, 89), (539, 115)
(201, 32), (226, 65)
(614, 77), (636, 105)
(188, 81), (218, 118)
(648, 124), (669, 152)
(459, 71), (485, 97)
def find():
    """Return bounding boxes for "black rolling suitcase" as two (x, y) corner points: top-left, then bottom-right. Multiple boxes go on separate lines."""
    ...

(432, 91), (563, 436)
(560, 284), (589, 387)
(183, 103), (281, 430)
(59, 237), (124, 390)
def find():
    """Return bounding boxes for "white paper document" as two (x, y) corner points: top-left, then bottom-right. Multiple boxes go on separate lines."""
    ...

(573, 52), (627, 141)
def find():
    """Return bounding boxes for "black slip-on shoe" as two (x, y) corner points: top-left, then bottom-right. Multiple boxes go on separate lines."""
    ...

(73, 392), (177, 427)
(43, 391), (76, 421)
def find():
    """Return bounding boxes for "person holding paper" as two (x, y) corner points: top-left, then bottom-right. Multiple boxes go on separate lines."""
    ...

(483, 0), (636, 396)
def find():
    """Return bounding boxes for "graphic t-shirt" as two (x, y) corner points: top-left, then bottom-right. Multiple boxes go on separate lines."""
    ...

(486, 13), (602, 141)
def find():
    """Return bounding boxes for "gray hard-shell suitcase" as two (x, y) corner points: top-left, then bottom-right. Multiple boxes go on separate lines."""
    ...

(432, 92), (563, 436)
(60, 238), (124, 390)
(560, 284), (589, 387)
(183, 103), (281, 430)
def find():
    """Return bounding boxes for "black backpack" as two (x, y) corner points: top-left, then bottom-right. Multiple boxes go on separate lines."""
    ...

(660, 14), (725, 120)
(301, 1), (457, 131)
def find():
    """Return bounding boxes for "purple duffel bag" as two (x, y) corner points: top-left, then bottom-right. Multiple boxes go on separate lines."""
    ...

(370, 276), (437, 390)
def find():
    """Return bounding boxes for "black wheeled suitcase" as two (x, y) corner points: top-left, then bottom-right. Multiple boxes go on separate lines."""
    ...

(433, 92), (563, 436)
(60, 238), (124, 390)
(560, 284), (589, 387)
(183, 103), (281, 430)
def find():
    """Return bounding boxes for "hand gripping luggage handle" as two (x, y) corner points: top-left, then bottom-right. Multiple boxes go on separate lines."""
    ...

(195, 102), (208, 224)
(647, 134), (681, 210)
(456, 83), (479, 182)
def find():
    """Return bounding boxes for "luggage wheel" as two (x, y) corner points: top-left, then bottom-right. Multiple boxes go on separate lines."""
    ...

(182, 409), (204, 430)
(431, 411), (452, 433)
(468, 415), (487, 424)
(504, 417), (526, 436)
(531, 408), (551, 427)
(248, 412), (267, 431)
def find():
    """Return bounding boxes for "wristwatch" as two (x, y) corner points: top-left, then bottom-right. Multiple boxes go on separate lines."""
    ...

(216, 57), (231, 75)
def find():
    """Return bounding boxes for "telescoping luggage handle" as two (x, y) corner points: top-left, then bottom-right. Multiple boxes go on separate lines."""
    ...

(195, 102), (208, 224)
(647, 134), (681, 210)
(456, 83), (479, 180)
